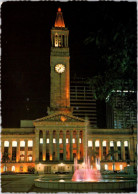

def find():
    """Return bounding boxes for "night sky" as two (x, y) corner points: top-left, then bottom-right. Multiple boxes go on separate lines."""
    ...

(1, 1), (136, 127)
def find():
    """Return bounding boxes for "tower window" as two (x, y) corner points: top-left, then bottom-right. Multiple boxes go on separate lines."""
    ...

(40, 138), (43, 144)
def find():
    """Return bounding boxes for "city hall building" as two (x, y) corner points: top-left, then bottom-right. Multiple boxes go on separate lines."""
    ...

(1, 8), (137, 174)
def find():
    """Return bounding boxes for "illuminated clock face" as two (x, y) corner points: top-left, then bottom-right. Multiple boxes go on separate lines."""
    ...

(55, 64), (65, 73)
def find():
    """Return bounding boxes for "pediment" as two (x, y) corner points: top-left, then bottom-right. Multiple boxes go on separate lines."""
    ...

(34, 112), (85, 123)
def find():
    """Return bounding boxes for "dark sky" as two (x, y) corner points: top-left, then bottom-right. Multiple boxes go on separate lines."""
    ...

(1, 1), (136, 127)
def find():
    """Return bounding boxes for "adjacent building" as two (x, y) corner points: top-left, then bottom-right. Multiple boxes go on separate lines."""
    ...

(1, 8), (137, 174)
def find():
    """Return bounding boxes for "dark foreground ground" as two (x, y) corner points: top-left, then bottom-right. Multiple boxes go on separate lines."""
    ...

(1, 174), (137, 193)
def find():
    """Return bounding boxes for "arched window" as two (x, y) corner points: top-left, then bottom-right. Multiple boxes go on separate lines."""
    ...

(95, 140), (99, 147)
(3, 166), (7, 172)
(28, 140), (33, 147)
(11, 166), (15, 171)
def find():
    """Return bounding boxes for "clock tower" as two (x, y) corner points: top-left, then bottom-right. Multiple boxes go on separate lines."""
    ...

(49, 8), (72, 114)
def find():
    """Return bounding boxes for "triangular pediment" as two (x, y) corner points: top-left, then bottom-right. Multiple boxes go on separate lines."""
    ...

(34, 112), (85, 123)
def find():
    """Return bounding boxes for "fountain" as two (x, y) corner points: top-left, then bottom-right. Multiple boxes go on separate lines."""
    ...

(72, 157), (102, 182)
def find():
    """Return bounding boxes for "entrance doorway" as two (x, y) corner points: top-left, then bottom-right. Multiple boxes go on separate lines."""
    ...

(58, 166), (65, 172)
(44, 166), (51, 174)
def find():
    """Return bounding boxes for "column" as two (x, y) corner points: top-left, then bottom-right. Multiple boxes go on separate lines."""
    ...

(100, 140), (103, 161)
(121, 140), (125, 161)
(1, 140), (4, 159)
(25, 140), (28, 162)
(64, 35), (67, 47)
(49, 130), (53, 161)
(114, 141), (118, 161)
(129, 138), (134, 161)
(70, 130), (73, 161)
(106, 140), (110, 160)
(56, 131), (60, 161)
(43, 130), (46, 161)
(16, 140), (20, 162)
(63, 130), (66, 161)
(32, 139), (35, 162)
(77, 130), (80, 160)
(93, 139), (95, 162)
(9, 141), (12, 161)
(35, 129), (39, 162)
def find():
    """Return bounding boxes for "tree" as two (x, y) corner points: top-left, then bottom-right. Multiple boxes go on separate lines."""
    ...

(84, 8), (136, 102)
(2, 152), (10, 172)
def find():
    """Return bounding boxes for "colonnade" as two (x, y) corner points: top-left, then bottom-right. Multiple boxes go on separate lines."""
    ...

(1, 139), (35, 162)
(35, 129), (84, 162)
(88, 138), (135, 162)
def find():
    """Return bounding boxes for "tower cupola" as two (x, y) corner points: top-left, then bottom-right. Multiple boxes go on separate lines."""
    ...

(54, 8), (65, 28)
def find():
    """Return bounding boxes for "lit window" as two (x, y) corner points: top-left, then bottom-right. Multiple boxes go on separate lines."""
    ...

(66, 138), (69, 144)
(105, 164), (108, 170)
(59, 138), (62, 144)
(79, 138), (82, 143)
(12, 166), (15, 171)
(3, 166), (7, 172)
(47, 138), (49, 144)
(53, 138), (56, 143)
(40, 138), (43, 144)
(72, 138), (75, 144)
(20, 141), (25, 147)
(110, 141), (114, 147)
(4, 141), (9, 147)
(95, 140), (99, 147)
(120, 164), (123, 170)
(117, 141), (121, 147)
(12, 141), (17, 147)
(102, 141), (106, 147)
(124, 141), (128, 147)
(28, 140), (33, 147)
(28, 156), (32, 161)
(88, 140), (92, 147)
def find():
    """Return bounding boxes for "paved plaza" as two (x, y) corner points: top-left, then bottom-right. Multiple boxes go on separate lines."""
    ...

(1, 174), (137, 193)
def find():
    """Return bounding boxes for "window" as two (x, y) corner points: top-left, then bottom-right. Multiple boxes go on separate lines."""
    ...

(40, 138), (43, 144)
(28, 140), (33, 147)
(72, 138), (75, 144)
(79, 138), (82, 143)
(20, 141), (25, 147)
(59, 138), (62, 144)
(11, 166), (15, 171)
(88, 140), (92, 147)
(124, 141), (128, 147)
(95, 140), (99, 147)
(4, 141), (9, 147)
(12, 141), (17, 147)
(102, 141), (106, 147)
(117, 141), (121, 147)
(120, 164), (123, 170)
(47, 138), (49, 144)
(53, 138), (56, 143)
(66, 138), (69, 144)
(3, 166), (7, 172)
(28, 156), (32, 161)
(110, 141), (114, 147)
(20, 166), (23, 172)
(105, 164), (108, 170)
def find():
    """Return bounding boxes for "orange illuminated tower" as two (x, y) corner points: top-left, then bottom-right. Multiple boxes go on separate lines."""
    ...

(49, 8), (71, 114)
